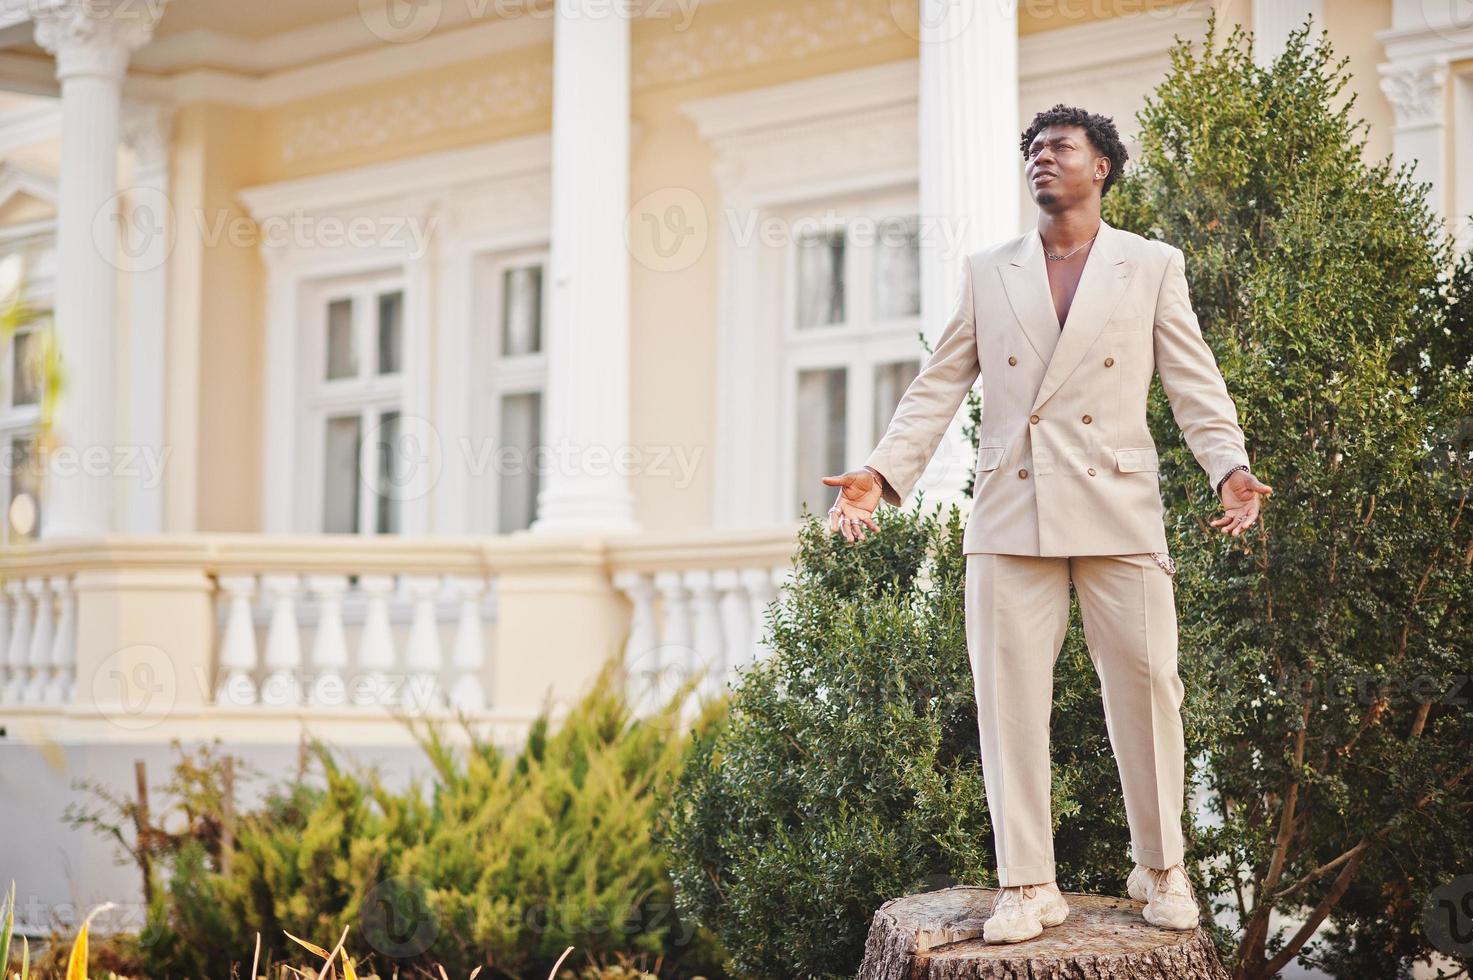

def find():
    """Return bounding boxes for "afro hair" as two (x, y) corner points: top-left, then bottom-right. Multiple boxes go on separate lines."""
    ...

(1019, 104), (1130, 198)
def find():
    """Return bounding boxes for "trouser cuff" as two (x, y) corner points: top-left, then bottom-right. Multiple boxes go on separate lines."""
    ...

(996, 862), (1056, 887)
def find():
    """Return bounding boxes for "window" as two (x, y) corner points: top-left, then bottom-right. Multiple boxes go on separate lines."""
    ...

(303, 273), (406, 535)
(784, 200), (922, 519)
(1, 313), (47, 543)
(473, 253), (549, 533)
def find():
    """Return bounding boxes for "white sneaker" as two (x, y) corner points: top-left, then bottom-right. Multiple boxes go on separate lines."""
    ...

(1126, 862), (1200, 929)
(983, 880), (1069, 944)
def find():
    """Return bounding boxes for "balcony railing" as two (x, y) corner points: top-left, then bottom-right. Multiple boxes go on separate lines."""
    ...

(0, 527), (799, 737)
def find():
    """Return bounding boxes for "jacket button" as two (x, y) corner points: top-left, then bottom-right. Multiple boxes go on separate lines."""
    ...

(1018, 468), (1028, 479)
(1082, 414), (1092, 424)
(1104, 356), (1114, 367)
(1087, 467), (1096, 476)
(1029, 414), (1039, 424)
(1008, 355), (1017, 366)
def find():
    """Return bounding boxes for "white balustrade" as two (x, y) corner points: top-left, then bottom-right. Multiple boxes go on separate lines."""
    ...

(355, 574), (396, 708)
(0, 531), (794, 720)
(0, 581), (21, 702)
(23, 578), (53, 704)
(259, 574), (303, 707)
(216, 575), (259, 706)
(447, 576), (488, 712)
(403, 576), (444, 712)
(46, 576), (76, 704)
(305, 575), (349, 707)
(615, 563), (790, 718)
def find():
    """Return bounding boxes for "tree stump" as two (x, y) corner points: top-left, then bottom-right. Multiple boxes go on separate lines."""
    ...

(858, 886), (1229, 980)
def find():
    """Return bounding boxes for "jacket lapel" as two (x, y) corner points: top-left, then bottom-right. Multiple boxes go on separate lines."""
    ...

(999, 218), (1133, 414)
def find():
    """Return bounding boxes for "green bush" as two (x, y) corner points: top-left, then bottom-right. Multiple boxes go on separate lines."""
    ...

(1107, 14), (1473, 979)
(664, 13), (1473, 980)
(657, 503), (1181, 978)
(68, 655), (728, 980)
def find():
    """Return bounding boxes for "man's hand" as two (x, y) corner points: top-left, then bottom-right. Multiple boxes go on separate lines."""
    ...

(1210, 469), (1273, 537)
(821, 467), (884, 543)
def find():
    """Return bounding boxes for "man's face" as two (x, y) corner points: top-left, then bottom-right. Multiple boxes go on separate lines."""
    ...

(1024, 124), (1105, 209)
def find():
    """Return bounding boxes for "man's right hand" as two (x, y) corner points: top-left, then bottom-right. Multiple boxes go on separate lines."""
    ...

(820, 467), (885, 543)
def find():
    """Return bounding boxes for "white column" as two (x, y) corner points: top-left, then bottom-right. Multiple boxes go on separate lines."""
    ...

(34, 0), (165, 539)
(1380, 59), (1451, 241)
(531, 2), (638, 534)
(1253, 0), (1323, 68)
(914, 0), (1019, 504)
(119, 101), (173, 534)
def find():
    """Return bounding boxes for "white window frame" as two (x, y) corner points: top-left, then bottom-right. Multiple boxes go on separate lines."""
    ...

(777, 192), (925, 520)
(468, 246), (550, 534)
(0, 192), (57, 545)
(242, 134), (553, 535)
(678, 60), (922, 528)
(299, 269), (408, 535)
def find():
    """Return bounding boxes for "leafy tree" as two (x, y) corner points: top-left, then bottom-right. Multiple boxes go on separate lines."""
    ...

(1107, 13), (1473, 979)
(664, 12), (1473, 980)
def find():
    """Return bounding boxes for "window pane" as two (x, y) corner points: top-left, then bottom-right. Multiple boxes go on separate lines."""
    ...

(498, 391), (542, 533)
(377, 290), (403, 375)
(373, 410), (401, 534)
(873, 359), (920, 440)
(873, 216), (921, 319)
(796, 228), (845, 328)
(794, 367), (846, 517)
(502, 265), (542, 357)
(12, 328), (40, 407)
(8, 435), (40, 539)
(323, 414), (361, 533)
(325, 298), (357, 380)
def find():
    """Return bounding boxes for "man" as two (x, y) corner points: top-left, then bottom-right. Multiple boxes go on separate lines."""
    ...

(821, 104), (1272, 944)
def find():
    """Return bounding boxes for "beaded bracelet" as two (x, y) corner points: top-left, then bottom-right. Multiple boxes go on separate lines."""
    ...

(1215, 464), (1250, 496)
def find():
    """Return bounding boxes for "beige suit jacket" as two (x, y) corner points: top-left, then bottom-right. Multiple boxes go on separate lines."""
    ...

(863, 218), (1250, 557)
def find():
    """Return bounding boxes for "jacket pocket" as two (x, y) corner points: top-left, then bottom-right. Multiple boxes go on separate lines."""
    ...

(1114, 446), (1159, 473)
(976, 445), (1005, 472)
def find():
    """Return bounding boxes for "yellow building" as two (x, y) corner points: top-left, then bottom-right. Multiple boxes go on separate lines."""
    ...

(0, 0), (1455, 946)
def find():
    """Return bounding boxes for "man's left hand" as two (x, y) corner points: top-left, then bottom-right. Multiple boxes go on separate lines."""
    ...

(1211, 469), (1273, 537)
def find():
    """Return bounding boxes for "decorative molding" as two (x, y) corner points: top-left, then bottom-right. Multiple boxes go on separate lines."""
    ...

(33, 0), (168, 80)
(0, 161), (58, 212)
(239, 132), (552, 221)
(680, 59), (918, 203)
(633, 0), (917, 92)
(1017, 0), (1212, 83)
(274, 60), (552, 167)
(1379, 60), (1449, 127)
(120, 99), (173, 167)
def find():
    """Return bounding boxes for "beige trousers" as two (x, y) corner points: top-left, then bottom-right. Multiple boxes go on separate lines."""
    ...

(965, 551), (1187, 887)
